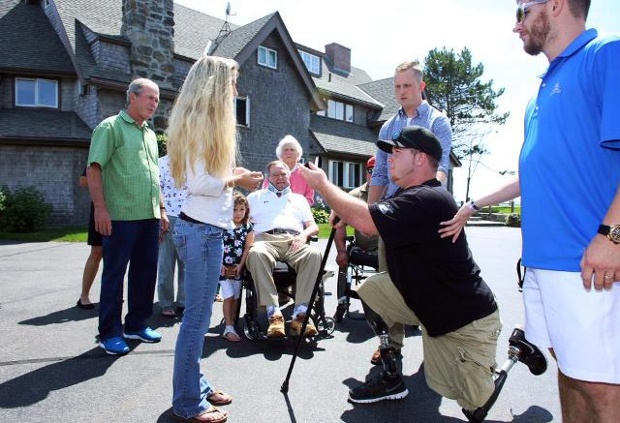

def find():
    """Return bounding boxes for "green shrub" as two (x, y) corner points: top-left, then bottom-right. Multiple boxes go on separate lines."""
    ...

(157, 132), (167, 157)
(0, 185), (7, 214)
(311, 207), (330, 224)
(505, 213), (521, 228)
(0, 185), (53, 233)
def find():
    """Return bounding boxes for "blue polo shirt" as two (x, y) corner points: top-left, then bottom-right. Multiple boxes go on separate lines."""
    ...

(519, 29), (620, 271)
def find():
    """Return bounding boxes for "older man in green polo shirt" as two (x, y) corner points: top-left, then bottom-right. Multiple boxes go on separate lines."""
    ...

(87, 78), (168, 355)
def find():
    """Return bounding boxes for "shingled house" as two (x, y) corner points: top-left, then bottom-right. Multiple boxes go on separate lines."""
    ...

(0, 0), (459, 226)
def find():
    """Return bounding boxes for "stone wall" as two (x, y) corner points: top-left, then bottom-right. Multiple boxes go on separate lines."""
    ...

(0, 145), (91, 227)
(121, 0), (175, 88)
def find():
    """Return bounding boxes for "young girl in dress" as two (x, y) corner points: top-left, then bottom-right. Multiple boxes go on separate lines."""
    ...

(220, 192), (253, 342)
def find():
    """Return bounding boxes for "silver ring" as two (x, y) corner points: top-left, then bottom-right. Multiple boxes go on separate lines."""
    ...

(604, 275), (612, 279)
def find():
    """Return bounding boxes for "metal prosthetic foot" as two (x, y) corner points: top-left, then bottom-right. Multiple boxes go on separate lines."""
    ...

(462, 325), (547, 423)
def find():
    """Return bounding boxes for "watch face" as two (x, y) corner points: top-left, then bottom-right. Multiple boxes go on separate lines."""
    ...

(610, 225), (620, 243)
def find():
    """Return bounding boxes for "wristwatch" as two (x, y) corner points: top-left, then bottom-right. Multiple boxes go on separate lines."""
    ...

(597, 224), (620, 244)
(468, 200), (481, 211)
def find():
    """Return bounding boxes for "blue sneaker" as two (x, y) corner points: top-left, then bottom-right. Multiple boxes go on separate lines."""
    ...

(123, 327), (162, 343)
(99, 337), (130, 355)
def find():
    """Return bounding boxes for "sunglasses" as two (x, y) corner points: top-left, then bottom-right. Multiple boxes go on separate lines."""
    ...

(516, 0), (549, 24)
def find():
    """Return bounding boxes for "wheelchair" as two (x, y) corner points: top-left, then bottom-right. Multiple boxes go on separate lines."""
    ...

(334, 236), (378, 322)
(239, 246), (336, 341)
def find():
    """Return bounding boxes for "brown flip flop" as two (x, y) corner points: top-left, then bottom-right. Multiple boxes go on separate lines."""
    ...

(207, 390), (232, 406)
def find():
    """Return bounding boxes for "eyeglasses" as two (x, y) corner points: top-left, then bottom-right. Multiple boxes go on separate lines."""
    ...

(516, 0), (549, 24)
(366, 168), (374, 174)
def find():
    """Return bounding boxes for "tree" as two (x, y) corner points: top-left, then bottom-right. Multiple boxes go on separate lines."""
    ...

(423, 47), (509, 159)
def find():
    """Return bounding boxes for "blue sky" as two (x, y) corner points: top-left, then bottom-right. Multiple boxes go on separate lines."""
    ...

(175, 0), (618, 201)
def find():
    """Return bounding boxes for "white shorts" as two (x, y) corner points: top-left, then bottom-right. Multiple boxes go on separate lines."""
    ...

(523, 268), (620, 383)
(220, 278), (242, 300)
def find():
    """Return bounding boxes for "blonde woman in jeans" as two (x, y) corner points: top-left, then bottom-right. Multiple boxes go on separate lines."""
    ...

(166, 56), (263, 423)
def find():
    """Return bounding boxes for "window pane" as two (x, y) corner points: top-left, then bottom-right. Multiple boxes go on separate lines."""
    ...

(16, 79), (36, 106)
(235, 97), (247, 126)
(354, 163), (361, 186)
(327, 100), (336, 119)
(38, 79), (57, 107)
(269, 50), (277, 68)
(258, 47), (266, 65)
(345, 104), (354, 122)
(348, 163), (361, 188)
(335, 102), (344, 120)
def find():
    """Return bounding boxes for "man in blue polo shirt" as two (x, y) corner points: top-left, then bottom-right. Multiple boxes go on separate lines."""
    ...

(440, 1), (620, 421)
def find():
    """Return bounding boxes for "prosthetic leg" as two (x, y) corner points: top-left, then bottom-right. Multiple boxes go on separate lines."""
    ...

(363, 302), (400, 377)
(462, 325), (547, 423)
(348, 302), (408, 403)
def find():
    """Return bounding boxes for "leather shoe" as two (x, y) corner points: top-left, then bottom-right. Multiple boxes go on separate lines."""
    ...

(290, 313), (318, 337)
(267, 313), (286, 338)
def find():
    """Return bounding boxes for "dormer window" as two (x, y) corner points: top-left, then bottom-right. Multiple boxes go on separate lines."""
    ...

(15, 77), (58, 108)
(298, 50), (320, 75)
(316, 99), (353, 123)
(258, 46), (277, 69)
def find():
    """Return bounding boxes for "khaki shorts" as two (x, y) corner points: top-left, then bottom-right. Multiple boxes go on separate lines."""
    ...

(356, 272), (502, 410)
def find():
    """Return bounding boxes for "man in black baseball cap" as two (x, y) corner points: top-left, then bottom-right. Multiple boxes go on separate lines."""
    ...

(377, 125), (443, 162)
(298, 123), (543, 421)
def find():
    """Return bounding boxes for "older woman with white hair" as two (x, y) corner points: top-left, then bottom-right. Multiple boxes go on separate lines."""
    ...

(269, 135), (315, 206)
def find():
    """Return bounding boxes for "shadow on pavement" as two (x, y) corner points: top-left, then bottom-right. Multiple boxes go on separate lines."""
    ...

(0, 348), (118, 408)
(19, 304), (99, 325)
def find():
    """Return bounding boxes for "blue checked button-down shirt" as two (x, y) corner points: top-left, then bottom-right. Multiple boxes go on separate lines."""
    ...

(373, 101), (453, 198)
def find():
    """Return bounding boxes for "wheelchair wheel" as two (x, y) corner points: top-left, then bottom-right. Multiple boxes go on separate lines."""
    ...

(315, 315), (335, 335)
(243, 314), (264, 341)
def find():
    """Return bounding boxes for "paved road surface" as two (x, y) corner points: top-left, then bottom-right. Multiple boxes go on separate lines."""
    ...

(0, 226), (559, 422)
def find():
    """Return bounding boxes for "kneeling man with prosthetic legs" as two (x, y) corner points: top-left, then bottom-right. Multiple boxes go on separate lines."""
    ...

(300, 126), (547, 422)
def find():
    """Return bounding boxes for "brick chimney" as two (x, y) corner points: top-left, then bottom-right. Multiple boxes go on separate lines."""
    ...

(121, 0), (175, 87)
(325, 42), (351, 76)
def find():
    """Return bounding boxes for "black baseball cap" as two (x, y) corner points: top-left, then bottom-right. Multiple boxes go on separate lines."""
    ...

(377, 126), (443, 162)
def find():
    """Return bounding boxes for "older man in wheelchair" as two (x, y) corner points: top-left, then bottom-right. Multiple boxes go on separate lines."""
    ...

(245, 160), (322, 339)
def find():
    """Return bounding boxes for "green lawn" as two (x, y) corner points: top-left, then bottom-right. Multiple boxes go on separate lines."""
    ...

(0, 227), (88, 242)
(0, 223), (351, 242)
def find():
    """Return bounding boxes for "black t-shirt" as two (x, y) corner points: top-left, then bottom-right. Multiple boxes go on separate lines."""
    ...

(369, 179), (496, 337)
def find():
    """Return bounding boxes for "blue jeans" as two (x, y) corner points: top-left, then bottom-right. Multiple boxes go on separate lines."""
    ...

(158, 216), (185, 309)
(98, 219), (159, 341)
(172, 219), (224, 418)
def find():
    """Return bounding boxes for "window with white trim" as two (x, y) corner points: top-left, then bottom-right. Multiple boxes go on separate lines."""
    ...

(316, 99), (353, 123)
(329, 160), (363, 189)
(258, 46), (277, 69)
(298, 50), (321, 75)
(15, 77), (58, 108)
(235, 96), (250, 127)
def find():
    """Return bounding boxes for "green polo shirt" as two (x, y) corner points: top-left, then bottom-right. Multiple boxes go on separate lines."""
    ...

(87, 110), (161, 221)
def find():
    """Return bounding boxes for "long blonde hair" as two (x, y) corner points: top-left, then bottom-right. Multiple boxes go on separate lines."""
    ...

(167, 56), (239, 184)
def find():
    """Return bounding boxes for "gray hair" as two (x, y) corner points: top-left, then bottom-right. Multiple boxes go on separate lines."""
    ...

(275, 135), (303, 160)
(126, 78), (155, 105)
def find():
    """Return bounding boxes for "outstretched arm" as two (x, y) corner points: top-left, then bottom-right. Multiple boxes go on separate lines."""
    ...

(438, 178), (520, 243)
(299, 164), (377, 236)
